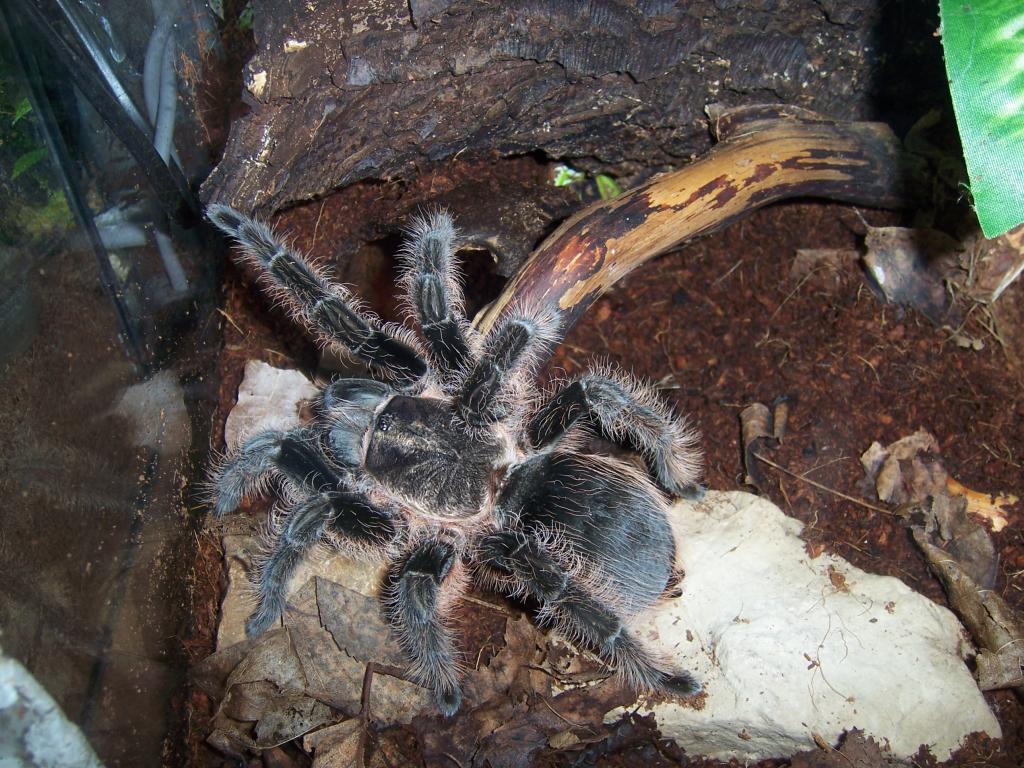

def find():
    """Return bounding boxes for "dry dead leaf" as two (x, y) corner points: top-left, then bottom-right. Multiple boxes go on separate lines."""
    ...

(545, 635), (608, 687)
(303, 720), (363, 768)
(221, 680), (279, 722)
(862, 226), (963, 324)
(284, 577), (431, 722)
(224, 627), (306, 692)
(191, 631), (264, 699)
(480, 712), (551, 768)
(961, 222), (1024, 303)
(922, 492), (999, 589)
(413, 612), (634, 767)
(316, 577), (407, 667)
(791, 729), (895, 768)
(284, 578), (367, 713)
(770, 395), (793, 442)
(414, 698), (517, 767)
(259, 745), (300, 768)
(861, 432), (1015, 535)
(860, 430), (946, 504)
(205, 729), (249, 762)
(462, 613), (546, 706)
(204, 571), (436, 761)
(859, 441), (888, 479)
(208, 627), (335, 751)
(740, 399), (792, 487)
(740, 403), (773, 487)
(549, 730), (581, 749)
(253, 695), (334, 749)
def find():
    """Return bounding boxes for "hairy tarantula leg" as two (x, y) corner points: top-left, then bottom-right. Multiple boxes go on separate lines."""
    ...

(320, 378), (391, 411)
(273, 429), (349, 483)
(528, 371), (704, 499)
(399, 211), (474, 378)
(207, 204), (427, 387)
(457, 306), (560, 426)
(213, 430), (294, 516)
(552, 588), (701, 699)
(478, 530), (701, 699)
(325, 489), (403, 550)
(246, 492), (333, 636)
(274, 434), (409, 548)
(383, 540), (465, 716)
(215, 426), (360, 517)
(247, 488), (399, 636)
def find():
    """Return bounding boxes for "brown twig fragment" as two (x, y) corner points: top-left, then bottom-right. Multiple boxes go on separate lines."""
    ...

(357, 663), (374, 767)
(752, 453), (895, 517)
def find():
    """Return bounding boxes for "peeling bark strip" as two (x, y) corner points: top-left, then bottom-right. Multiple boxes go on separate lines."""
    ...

(478, 107), (909, 336)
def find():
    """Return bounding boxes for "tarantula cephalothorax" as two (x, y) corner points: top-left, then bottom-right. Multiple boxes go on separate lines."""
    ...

(206, 204), (704, 716)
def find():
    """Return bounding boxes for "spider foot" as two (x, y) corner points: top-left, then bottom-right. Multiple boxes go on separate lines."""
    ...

(245, 608), (279, 638)
(433, 685), (462, 718)
(676, 482), (706, 502)
(599, 618), (702, 702)
(661, 670), (702, 698)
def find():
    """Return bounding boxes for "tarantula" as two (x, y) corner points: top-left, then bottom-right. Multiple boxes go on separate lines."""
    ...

(207, 203), (703, 716)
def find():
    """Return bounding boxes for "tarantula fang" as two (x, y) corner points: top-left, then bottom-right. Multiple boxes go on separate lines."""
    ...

(207, 203), (704, 716)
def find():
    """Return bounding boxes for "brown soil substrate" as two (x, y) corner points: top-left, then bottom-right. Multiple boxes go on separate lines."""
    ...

(183, 158), (1024, 767)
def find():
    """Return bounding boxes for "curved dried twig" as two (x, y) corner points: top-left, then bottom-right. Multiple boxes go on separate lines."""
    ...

(478, 105), (911, 337)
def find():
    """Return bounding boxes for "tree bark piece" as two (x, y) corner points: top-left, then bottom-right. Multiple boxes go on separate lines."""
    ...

(478, 106), (910, 335)
(200, 0), (892, 214)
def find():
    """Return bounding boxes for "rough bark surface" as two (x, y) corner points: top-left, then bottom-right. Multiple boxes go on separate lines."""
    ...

(201, 0), (884, 214)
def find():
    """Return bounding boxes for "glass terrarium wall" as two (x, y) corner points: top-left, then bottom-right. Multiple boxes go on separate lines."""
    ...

(0, 0), (225, 763)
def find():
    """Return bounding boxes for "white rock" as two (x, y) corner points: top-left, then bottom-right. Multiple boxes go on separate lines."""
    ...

(223, 360), (320, 449)
(625, 491), (1000, 761)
